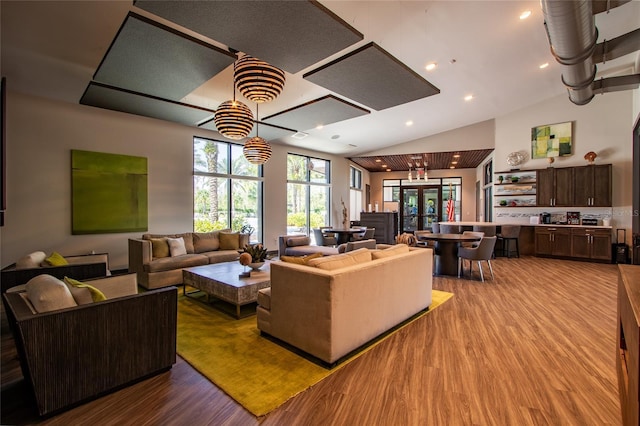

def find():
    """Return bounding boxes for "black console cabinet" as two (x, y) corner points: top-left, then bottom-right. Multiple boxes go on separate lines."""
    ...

(359, 212), (398, 244)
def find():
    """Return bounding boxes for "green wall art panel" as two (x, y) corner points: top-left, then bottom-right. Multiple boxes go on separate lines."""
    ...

(71, 150), (148, 234)
(531, 121), (573, 159)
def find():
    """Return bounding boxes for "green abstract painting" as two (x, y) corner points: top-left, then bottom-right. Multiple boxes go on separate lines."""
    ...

(531, 121), (573, 159)
(72, 150), (148, 234)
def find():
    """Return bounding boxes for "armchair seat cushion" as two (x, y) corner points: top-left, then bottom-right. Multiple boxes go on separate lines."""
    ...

(144, 254), (208, 273)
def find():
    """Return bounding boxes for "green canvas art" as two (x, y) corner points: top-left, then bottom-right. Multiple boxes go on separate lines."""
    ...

(71, 150), (148, 234)
(531, 121), (572, 159)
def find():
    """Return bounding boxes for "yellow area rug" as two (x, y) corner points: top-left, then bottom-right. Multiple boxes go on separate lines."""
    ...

(176, 289), (453, 417)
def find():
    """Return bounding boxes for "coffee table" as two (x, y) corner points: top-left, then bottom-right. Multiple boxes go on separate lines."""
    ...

(183, 261), (271, 318)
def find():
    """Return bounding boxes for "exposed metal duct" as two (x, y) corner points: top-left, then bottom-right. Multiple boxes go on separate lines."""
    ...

(541, 0), (640, 105)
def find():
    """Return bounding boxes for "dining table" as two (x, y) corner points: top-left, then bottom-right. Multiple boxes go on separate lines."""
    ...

(322, 228), (365, 245)
(416, 233), (482, 276)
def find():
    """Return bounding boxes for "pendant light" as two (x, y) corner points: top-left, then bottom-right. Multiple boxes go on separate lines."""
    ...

(234, 54), (285, 103)
(243, 104), (272, 165)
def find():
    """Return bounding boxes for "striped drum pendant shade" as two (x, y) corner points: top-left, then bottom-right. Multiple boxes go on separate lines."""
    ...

(243, 136), (272, 164)
(213, 100), (254, 140)
(234, 55), (285, 103)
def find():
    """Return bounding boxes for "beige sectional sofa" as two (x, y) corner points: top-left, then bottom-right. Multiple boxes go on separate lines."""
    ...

(257, 244), (433, 365)
(128, 231), (249, 289)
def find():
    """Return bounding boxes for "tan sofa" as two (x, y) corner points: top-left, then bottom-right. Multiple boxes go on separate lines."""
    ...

(257, 245), (433, 365)
(128, 231), (249, 289)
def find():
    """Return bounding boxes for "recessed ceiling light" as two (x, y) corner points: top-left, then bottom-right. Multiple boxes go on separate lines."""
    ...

(425, 62), (437, 71)
(386, 169), (391, 172)
(375, 159), (382, 163)
(452, 161), (458, 165)
(406, 120), (413, 126)
(331, 135), (340, 140)
(453, 154), (461, 158)
(316, 124), (324, 130)
(464, 94), (474, 101)
(382, 164), (387, 168)
(539, 62), (549, 69)
(520, 10), (531, 20)
(450, 166), (456, 169)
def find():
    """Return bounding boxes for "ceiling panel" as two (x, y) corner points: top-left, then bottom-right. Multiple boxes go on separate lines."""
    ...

(134, 0), (363, 74)
(262, 95), (369, 131)
(80, 82), (216, 125)
(93, 12), (235, 101)
(198, 119), (296, 142)
(304, 42), (440, 111)
(349, 149), (494, 172)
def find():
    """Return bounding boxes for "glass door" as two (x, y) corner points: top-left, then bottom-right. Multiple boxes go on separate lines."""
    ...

(401, 186), (441, 232)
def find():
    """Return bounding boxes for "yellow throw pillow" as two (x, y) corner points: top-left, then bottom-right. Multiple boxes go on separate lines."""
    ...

(45, 251), (69, 266)
(371, 244), (410, 260)
(219, 232), (240, 250)
(150, 238), (170, 258)
(64, 276), (107, 303)
(280, 252), (323, 265)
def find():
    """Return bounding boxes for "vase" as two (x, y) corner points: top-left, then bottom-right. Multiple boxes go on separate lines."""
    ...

(248, 262), (264, 271)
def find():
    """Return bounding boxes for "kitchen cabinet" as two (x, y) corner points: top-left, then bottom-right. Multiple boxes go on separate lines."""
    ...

(536, 167), (574, 207)
(573, 164), (612, 207)
(535, 227), (571, 257)
(571, 228), (612, 261)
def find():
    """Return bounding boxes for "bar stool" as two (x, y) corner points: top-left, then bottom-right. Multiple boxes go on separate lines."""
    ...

(497, 225), (520, 258)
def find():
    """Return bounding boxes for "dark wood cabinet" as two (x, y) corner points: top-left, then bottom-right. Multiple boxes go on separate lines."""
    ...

(571, 228), (612, 261)
(535, 227), (571, 257)
(536, 167), (574, 206)
(573, 164), (612, 207)
(359, 212), (398, 244)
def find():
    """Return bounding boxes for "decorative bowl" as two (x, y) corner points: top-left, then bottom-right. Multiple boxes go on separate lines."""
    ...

(248, 262), (265, 271)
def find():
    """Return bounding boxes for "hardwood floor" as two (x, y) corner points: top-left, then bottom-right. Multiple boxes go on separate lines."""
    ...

(1, 256), (622, 425)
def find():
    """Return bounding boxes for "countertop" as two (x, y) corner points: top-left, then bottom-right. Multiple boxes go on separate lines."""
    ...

(437, 221), (612, 229)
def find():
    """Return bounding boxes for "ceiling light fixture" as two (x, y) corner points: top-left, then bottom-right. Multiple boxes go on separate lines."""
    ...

(425, 62), (437, 71)
(539, 62), (549, 69)
(316, 124), (324, 130)
(520, 10), (532, 20)
(406, 120), (413, 126)
(375, 159), (382, 163)
(214, 98), (254, 140)
(453, 154), (461, 158)
(243, 104), (272, 165)
(464, 94), (474, 101)
(234, 54), (285, 103)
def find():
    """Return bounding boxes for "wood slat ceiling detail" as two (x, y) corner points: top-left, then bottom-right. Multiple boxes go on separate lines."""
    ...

(349, 149), (494, 172)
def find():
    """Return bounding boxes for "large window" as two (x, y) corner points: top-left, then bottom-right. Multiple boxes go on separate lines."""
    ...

(193, 137), (263, 242)
(349, 166), (363, 221)
(287, 154), (330, 237)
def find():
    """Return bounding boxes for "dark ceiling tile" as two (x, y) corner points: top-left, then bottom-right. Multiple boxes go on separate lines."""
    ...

(350, 149), (494, 172)
(94, 12), (235, 101)
(262, 95), (369, 131)
(80, 82), (216, 126)
(134, 0), (363, 74)
(304, 42), (440, 111)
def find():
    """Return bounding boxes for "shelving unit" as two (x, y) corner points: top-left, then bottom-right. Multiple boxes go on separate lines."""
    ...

(494, 169), (537, 207)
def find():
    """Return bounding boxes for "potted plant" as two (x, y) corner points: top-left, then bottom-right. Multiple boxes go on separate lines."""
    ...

(241, 243), (268, 270)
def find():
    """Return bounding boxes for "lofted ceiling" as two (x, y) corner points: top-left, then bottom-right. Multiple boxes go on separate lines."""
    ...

(1, 1), (639, 171)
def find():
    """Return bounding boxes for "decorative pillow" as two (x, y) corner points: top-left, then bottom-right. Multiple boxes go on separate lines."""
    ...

(193, 231), (220, 253)
(372, 243), (410, 260)
(219, 232), (240, 250)
(167, 237), (187, 257)
(150, 238), (170, 258)
(16, 251), (47, 269)
(45, 251), (69, 266)
(64, 276), (107, 304)
(280, 252), (324, 265)
(345, 247), (373, 263)
(307, 252), (358, 270)
(286, 236), (311, 247)
(25, 274), (78, 313)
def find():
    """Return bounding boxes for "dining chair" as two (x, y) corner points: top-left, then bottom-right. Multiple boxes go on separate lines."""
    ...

(461, 231), (484, 248)
(352, 227), (374, 241)
(457, 236), (497, 282)
(431, 222), (440, 233)
(472, 225), (496, 237)
(497, 225), (521, 258)
(314, 228), (337, 247)
(440, 224), (462, 234)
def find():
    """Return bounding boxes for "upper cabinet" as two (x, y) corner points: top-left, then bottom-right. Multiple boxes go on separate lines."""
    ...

(536, 167), (574, 207)
(573, 164), (612, 207)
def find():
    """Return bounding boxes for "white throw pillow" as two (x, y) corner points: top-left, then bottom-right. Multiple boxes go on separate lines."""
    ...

(167, 237), (187, 257)
(15, 251), (47, 269)
(25, 274), (78, 313)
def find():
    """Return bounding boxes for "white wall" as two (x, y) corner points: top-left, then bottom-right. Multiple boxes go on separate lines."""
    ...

(0, 91), (350, 269)
(493, 90), (635, 239)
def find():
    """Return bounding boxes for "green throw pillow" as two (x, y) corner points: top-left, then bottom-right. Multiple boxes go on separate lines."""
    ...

(150, 237), (170, 258)
(45, 251), (69, 266)
(219, 232), (240, 250)
(64, 276), (107, 302)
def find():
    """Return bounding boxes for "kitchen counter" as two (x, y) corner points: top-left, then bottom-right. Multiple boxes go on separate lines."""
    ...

(437, 221), (612, 229)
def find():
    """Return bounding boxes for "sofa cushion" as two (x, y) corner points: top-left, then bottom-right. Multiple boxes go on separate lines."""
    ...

(283, 245), (338, 256)
(64, 276), (107, 304)
(144, 254), (208, 273)
(45, 251), (69, 266)
(346, 247), (373, 263)
(286, 236), (311, 247)
(372, 243), (410, 259)
(16, 251), (47, 269)
(345, 239), (377, 252)
(203, 250), (240, 264)
(219, 232), (240, 250)
(307, 248), (371, 270)
(26, 274), (78, 313)
(280, 252), (323, 265)
(150, 238), (170, 258)
(167, 237), (188, 257)
(193, 231), (221, 253)
(143, 233), (195, 254)
(257, 287), (271, 310)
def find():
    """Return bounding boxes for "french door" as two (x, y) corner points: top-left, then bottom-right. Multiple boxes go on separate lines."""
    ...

(401, 186), (441, 233)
